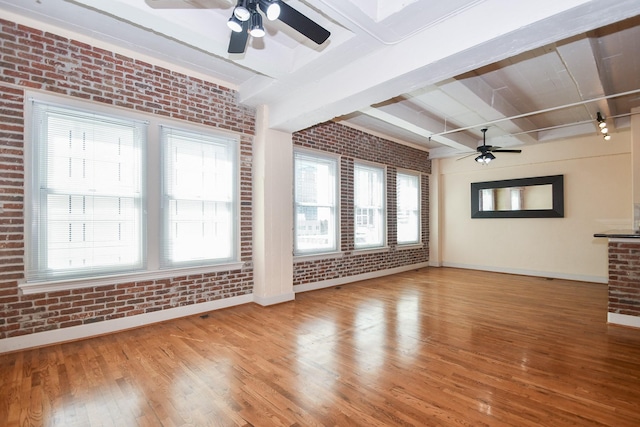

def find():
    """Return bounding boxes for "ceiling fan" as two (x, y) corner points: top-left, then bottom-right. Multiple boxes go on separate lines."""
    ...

(462, 128), (522, 164)
(226, 0), (330, 54)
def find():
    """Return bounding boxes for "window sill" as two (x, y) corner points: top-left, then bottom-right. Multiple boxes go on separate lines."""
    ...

(396, 243), (425, 251)
(19, 262), (246, 295)
(294, 251), (344, 263)
(353, 246), (390, 255)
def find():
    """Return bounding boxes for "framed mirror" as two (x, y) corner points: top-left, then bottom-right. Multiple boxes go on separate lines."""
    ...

(471, 175), (564, 218)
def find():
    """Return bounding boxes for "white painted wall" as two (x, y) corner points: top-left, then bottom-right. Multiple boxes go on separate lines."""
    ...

(434, 130), (632, 283)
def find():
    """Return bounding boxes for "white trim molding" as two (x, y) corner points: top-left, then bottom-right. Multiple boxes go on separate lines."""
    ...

(608, 313), (640, 329)
(0, 294), (253, 354)
(441, 262), (607, 284)
(293, 262), (429, 294)
(253, 292), (295, 307)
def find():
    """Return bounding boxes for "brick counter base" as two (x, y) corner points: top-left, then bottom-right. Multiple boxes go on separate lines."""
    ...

(608, 240), (640, 317)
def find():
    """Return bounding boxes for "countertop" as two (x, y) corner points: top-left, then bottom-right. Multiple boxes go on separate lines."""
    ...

(594, 229), (640, 238)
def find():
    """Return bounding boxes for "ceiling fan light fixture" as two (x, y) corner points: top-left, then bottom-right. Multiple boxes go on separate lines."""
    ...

(604, 134), (611, 141)
(227, 15), (244, 32)
(600, 126), (608, 134)
(249, 12), (265, 37)
(598, 121), (607, 129)
(233, 0), (251, 21)
(258, 0), (280, 20)
(475, 152), (495, 164)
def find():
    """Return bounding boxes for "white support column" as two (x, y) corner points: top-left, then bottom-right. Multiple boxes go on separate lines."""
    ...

(632, 107), (640, 230)
(252, 105), (295, 306)
(429, 159), (442, 267)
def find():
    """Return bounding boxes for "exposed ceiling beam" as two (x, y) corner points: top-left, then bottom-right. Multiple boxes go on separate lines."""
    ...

(359, 107), (472, 151)
(435, 78), (539, 145)
(555, 35), (614, 134)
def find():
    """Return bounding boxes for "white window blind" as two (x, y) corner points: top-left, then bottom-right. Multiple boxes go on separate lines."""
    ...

(294, 151), (337, 254)
(396, 172), (420, 244)
(161, 126), (237, 267)
(29, 101), (146, 281)
(354, 163), (385, 248)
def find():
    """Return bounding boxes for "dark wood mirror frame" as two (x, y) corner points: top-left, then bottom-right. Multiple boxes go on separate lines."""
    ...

(471, 175), (564, 218)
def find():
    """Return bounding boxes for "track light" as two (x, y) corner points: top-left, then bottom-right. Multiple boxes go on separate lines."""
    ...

(596, 111), (611, 141)
(233, 0), (251, 21)
(258, 0), (280, 20)
(249, 11), (265, 37)
(475, 152), (495, 165)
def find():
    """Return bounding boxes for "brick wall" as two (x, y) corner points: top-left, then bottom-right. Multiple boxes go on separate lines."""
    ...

(608, 241), (640, 316)
(0, 19), (255, 340)
(292, 122), (430, 286)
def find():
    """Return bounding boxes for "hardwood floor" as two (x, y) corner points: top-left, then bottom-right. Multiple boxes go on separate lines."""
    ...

(2, 267), (640, 426)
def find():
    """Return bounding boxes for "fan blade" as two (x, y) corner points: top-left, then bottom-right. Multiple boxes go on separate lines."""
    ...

(228, 21), (249, 54)
(278, 2), (330, 45)
(457, 152), (478, 161)
(492, 149), (522, 153)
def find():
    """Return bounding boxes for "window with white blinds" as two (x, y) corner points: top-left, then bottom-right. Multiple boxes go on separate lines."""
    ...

(294, 150), (338, 255)
(396, 172), (421, 245)
(354, 163), (385, 249)
(29, 101), (146, 281)
(28, 98), (240, 284)
(161, 126), (237, 267)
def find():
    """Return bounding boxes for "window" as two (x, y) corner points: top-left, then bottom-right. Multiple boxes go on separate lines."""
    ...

(354, 163), (385, 248)
(27, 98), (240, 284)
(161, 127), (237, 267)
(396, 172), (420, 244)
(294, 151), (337, 255)
(29, 101), (146, 281)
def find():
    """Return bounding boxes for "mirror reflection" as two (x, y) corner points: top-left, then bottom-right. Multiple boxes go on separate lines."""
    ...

(479, 184), (553, 211)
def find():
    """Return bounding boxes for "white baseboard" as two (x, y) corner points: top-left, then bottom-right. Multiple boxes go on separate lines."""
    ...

(441, 262), (607, 284)
(253, 292), (295, 306)
(0, 293), (253, 354)
(608, 313), (640, 329)
(293, 262), (429, 293)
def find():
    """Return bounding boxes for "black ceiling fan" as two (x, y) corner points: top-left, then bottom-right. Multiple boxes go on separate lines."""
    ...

(227, 0), (330, 54)
(464, 128), (522, 164)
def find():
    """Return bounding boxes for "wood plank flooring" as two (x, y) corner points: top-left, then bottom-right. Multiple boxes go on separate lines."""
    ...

(2, 267), (640, 426)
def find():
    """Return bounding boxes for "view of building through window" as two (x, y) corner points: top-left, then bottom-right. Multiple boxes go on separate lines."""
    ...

(294, 151), (337, 254)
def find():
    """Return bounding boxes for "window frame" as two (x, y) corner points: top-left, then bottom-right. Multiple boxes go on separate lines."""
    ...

(160, 125), (239, 269)
(22, 93), (243, 293)
(354, 161), (387, 250)
(293, 148), (340, 256)
(396, 169), (422, 246)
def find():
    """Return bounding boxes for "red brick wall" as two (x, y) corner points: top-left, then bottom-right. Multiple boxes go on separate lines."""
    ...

(0, 19), (255, 340)
(608, 241), (640, 316)
(292, 122), (430, 286)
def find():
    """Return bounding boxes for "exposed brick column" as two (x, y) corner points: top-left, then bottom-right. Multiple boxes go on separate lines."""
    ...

(608, 240), (640, 317)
